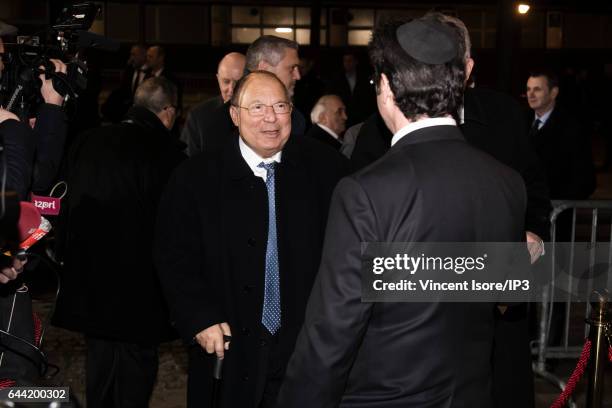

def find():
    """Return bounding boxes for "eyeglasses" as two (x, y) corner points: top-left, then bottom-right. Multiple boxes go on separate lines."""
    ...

(234, 102), (293, 117)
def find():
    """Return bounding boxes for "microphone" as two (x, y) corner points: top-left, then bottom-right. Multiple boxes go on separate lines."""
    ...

(17, 202), (51, 251)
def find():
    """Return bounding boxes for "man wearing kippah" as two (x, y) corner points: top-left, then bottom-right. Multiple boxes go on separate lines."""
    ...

(277, 17), (526, 407)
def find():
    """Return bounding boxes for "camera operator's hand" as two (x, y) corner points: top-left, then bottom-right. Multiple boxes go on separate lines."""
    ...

(0, 256), (27, 284)
(0, 108), (19, 123)
(39, 59), (67, 106)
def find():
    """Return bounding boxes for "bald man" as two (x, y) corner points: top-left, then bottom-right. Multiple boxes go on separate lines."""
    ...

(181, 52), (246, 156)
(217, 52), (246, 103)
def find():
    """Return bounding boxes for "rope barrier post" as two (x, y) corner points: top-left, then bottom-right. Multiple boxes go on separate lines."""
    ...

(585, 290), (610, 408)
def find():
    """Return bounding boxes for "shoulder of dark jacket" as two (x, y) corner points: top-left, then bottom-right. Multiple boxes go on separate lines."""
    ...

(464, 87), (524, 125)
(283, 133), (349, 172)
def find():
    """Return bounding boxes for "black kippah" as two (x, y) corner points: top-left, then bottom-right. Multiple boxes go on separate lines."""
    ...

(396, 19), (458, 65)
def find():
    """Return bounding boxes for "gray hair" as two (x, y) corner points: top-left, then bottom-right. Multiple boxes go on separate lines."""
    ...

(246, 35), (299, 71)
(310, 95), (339, 124)
(425, 12), (471, 60)
(134, 77), (177, 114)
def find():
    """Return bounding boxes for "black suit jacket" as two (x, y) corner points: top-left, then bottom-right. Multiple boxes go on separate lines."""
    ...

(528, 107), (595, 200)
(154, 134), (348, 407)
(305, 124), (342, 150)
(100, 66), (139, 123)
(277, 125), (527, 408)
(328, 70), (377, 127)
(351, 87), (551, 240)
(180, 96), (224, 156)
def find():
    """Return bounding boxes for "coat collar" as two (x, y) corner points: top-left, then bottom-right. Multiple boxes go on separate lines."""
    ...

(123, 106), (185, 151)
(123, 106), (169, 135)
(224, 132), (303, 180)
(390, 124), (465, 151)
(462, 88), (488, 127)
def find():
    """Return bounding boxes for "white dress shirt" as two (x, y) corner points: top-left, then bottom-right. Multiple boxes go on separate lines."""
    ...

(534, 107), (553, 130)
(391, 117), (457, 146)
(317, 123), (341, 141)
(239, 136), (282, 182)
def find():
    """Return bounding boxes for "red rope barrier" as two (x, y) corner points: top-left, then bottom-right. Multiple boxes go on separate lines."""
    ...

(550, 339), (592, 408)
(32, 312), (42, 347)
(0, 379), (16, 389)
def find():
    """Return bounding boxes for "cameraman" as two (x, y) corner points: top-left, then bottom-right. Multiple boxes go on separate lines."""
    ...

(1, 35), (68, 197)
(30, 58), (68, 195)
(0, 38), (67, 390)
(0, 107), (34, 200)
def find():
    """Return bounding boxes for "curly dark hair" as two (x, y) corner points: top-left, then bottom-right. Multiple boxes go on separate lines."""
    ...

(368, 19), (465, 120)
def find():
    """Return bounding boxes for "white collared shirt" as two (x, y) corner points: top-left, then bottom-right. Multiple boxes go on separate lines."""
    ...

(316, 123), (341, 140)
(458, 106), (465, 125)
(534, 107), (554, 129)
(391, 117), (457, 146)
(239, 136), (282, 182)
(346, 71), (357, 94)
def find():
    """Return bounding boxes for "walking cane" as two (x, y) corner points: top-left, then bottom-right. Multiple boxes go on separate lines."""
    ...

(211, 356), (223, 407)
(211, 334), (231, 408)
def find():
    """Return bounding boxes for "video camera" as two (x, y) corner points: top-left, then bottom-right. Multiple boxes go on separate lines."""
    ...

(0, 2), (118, 120)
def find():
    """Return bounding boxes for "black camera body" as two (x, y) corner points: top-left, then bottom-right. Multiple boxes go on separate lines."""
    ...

(0, 2), (101, 120)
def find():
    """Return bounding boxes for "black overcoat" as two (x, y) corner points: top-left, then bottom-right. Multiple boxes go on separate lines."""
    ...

(52, 106), (186, 344)
(305, 124), (342, 151)
(154, 133), (347, 407)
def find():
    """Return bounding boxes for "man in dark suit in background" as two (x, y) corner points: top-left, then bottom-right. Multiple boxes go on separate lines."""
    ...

(126, 44), (147, 95)
(306, 94), (347, 150)
(146, 45), (183, 112)
(53, 78), (185, 408)
(181, 52), (246, 156)
(328, 51), (376, 127)
(277, 17), (526, 408)
(526, 70), (596, 200)
(154, 71), (347, 407)
(101, 43), (147, 123)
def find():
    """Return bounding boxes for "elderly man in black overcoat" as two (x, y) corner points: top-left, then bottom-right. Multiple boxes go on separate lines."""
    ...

(53, 77), (185, 407)
(154, 71), (347, 407)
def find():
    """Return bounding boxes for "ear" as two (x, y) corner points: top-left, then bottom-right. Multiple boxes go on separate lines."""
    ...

(465, 57), (475, 84)
(257, 60), (269, 71)
(230, 105), (240, 127)
(380, 73), (393, 104)
(550, 86), (559, 100)
(156, 110), (171, 130)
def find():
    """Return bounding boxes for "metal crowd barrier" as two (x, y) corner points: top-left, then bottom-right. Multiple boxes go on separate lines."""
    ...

(532, 200), (612, 407)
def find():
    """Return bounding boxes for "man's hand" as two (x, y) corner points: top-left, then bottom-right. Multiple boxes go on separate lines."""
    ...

(0, 108), (19, 124)
(526, 231), (544, 264)
(0, 256), (27, 284)
(39, 59), (67, 106)
(195, 322), (232, 359)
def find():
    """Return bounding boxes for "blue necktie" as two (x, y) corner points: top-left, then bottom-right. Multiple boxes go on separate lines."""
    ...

(258, 162), (281, 334)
